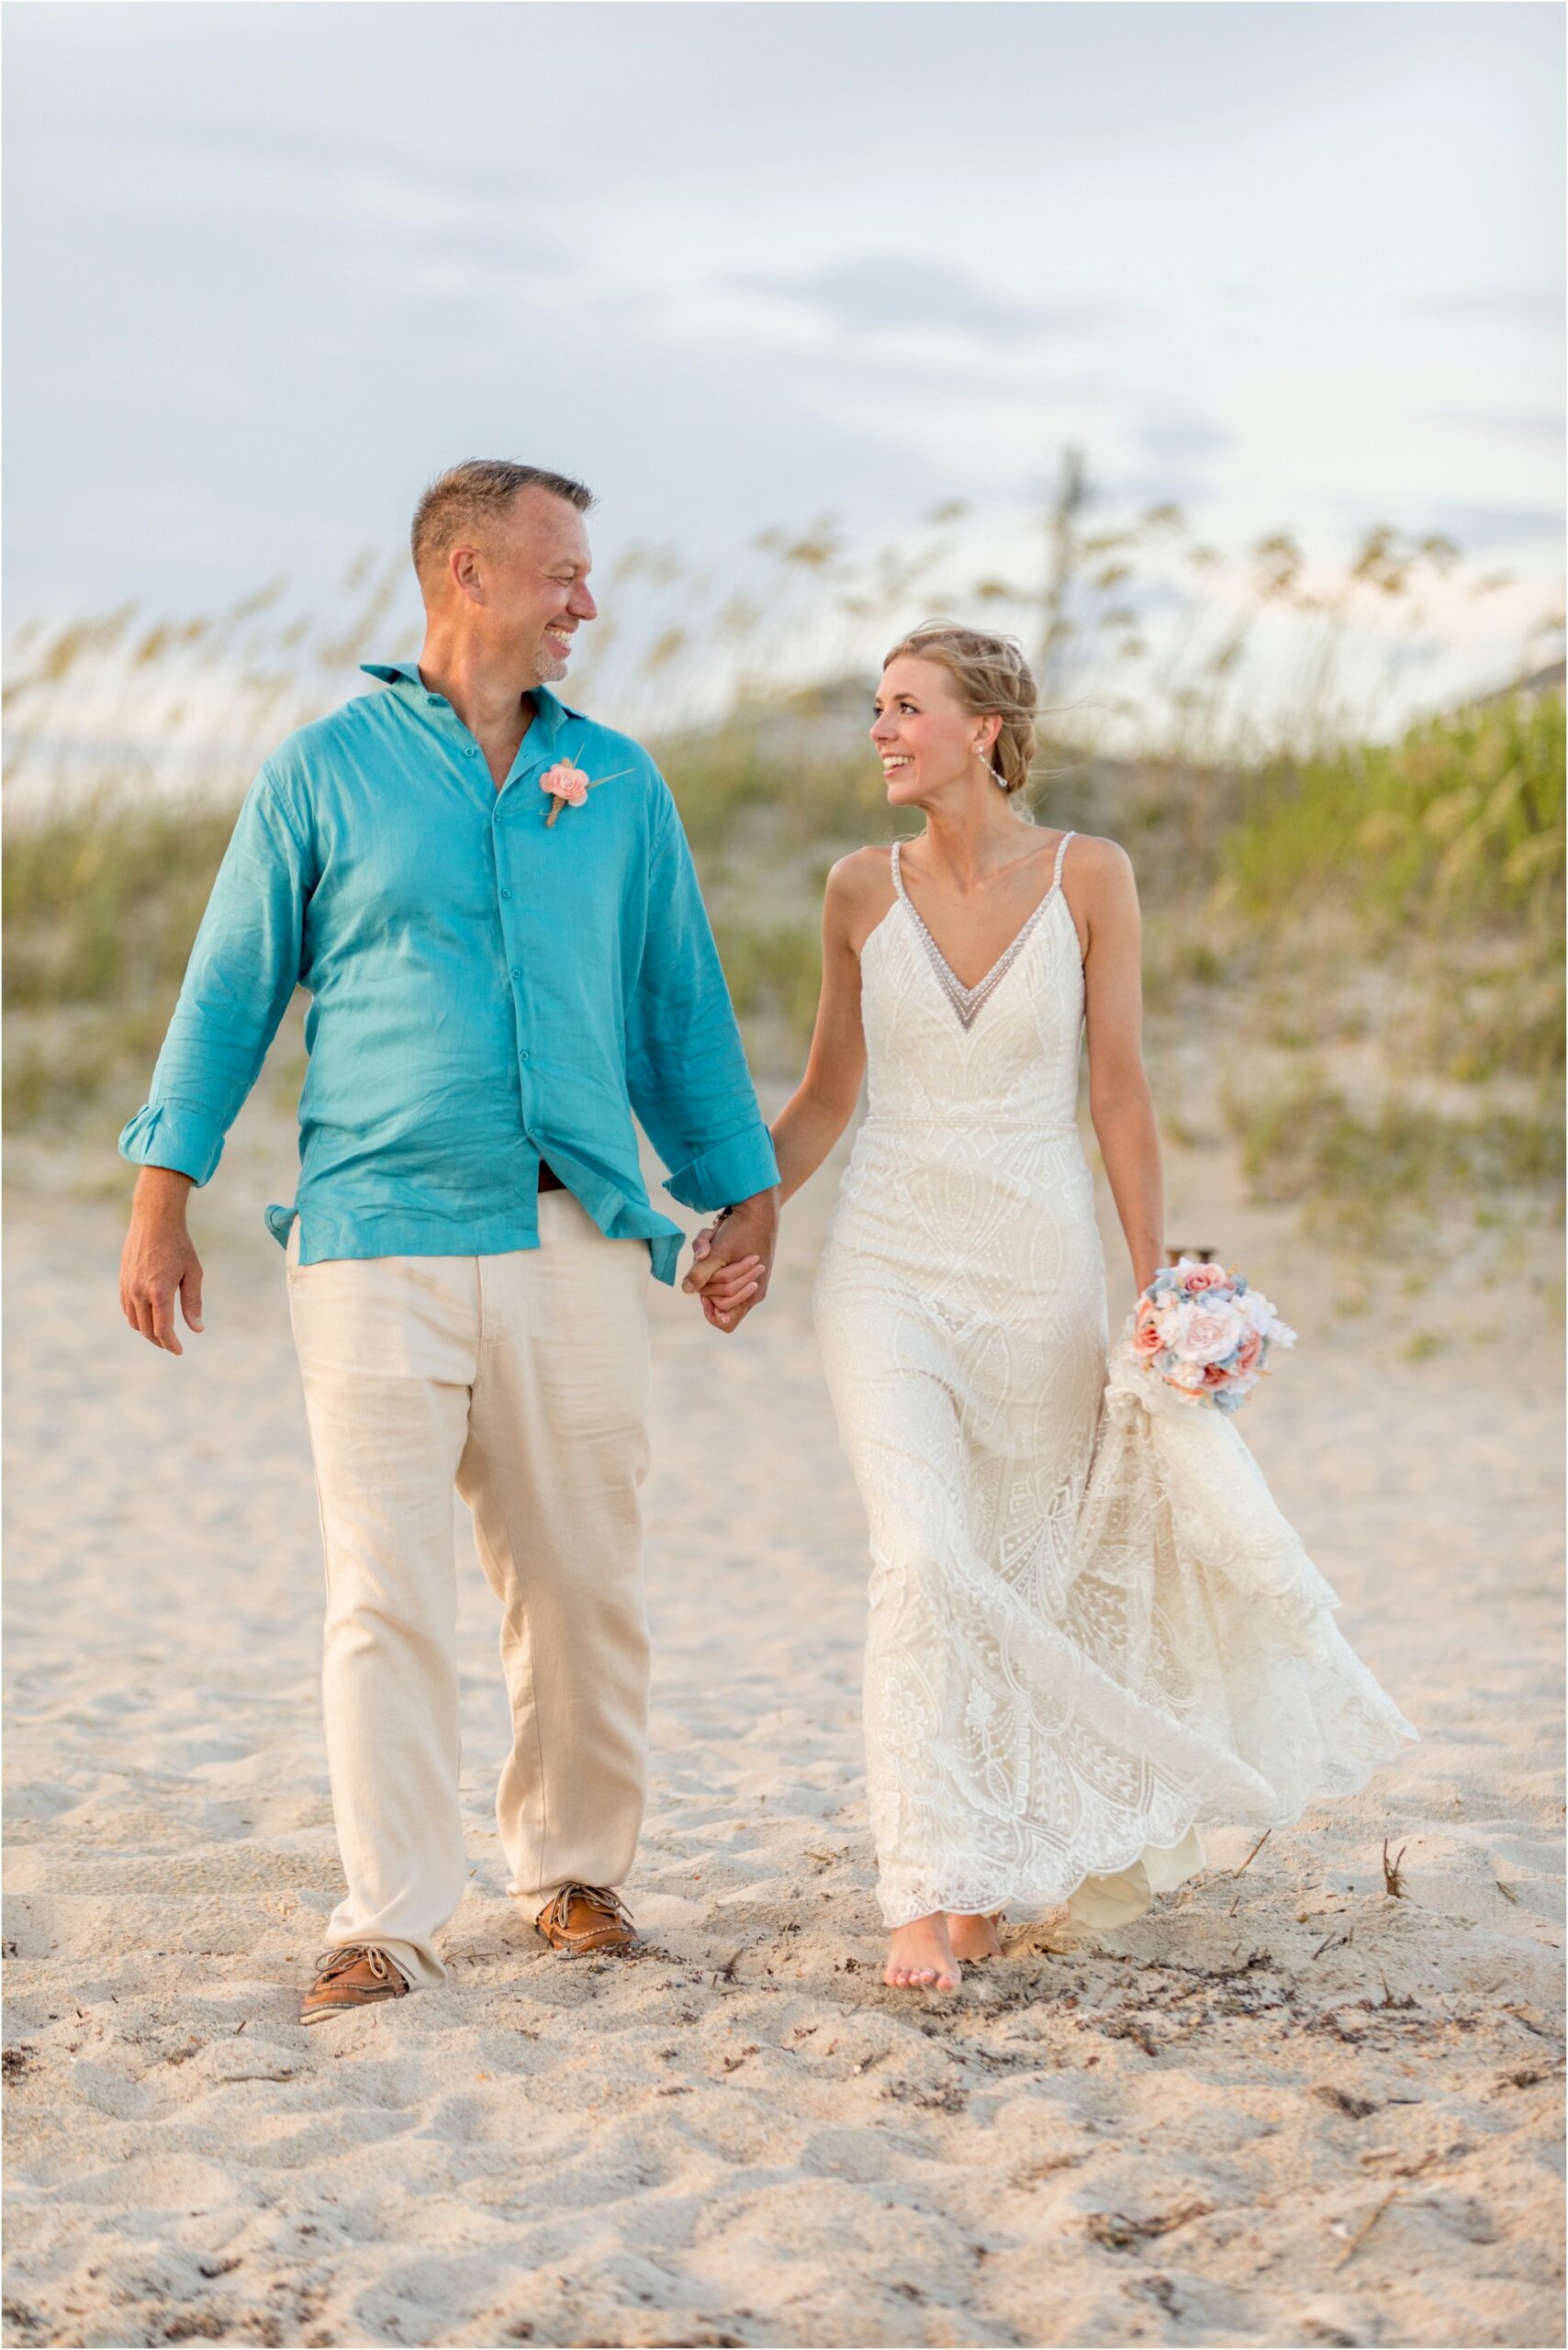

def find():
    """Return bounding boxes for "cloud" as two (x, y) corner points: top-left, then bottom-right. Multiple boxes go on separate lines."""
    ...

(720, 336), (1116, 410)
(1135, 413), (1234, 465)
(1412, 289), (1564, 330)
(1425, 499), (1565, 554)
(726, 256), (1116, 345)
(1424, 408), (1565, 449)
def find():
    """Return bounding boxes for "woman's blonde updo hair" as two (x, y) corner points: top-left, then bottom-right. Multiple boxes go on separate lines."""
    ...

(882, 621), (1038, 798)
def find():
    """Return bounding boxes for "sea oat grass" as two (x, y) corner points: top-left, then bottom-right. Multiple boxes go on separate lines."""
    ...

(1407, 953), (1565, 1090)
(3, 789), (236, 1011)
(4, 538), (1560, 1264)
(2, 1003), (174, 1129)
(1227, 1066), (1563, 1244)
(1223, 692), (1564, 946)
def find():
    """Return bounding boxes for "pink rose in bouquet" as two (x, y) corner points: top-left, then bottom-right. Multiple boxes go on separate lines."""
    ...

(1133, 1309), (1166, 1355)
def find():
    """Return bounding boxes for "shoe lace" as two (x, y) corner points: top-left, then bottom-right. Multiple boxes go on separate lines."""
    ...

(541, 1883), (631, 1931)
(312, 1943), (398, 1985)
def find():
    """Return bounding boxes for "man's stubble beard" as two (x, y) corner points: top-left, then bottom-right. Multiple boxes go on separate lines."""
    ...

(537, 630), (573, 687)
(509, 643), (567, 698)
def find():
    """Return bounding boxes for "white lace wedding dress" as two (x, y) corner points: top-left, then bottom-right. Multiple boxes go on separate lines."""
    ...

(813, 832), (1417, 1930)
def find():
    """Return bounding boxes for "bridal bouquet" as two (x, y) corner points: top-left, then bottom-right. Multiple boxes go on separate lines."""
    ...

(1132, 1258), (1296, 1415)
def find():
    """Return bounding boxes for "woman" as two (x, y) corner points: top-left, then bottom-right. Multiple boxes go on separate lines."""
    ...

(694, 623), (1415, 1993)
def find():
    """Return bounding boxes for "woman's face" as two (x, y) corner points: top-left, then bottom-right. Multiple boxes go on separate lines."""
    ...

(870, 655), (995, 806)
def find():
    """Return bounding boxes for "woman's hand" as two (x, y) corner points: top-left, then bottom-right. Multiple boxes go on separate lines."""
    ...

(683, 1212), (772, 1332)
(688, 1224), (760, 1327)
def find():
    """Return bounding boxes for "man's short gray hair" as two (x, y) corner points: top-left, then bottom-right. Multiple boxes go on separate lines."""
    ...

(410, 460), (596, 581)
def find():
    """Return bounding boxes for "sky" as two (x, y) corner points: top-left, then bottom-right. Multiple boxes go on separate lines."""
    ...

(4, 0), (1563, 733)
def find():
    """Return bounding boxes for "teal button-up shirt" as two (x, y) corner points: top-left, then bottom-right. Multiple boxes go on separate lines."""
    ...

(118, 663), (778, 1282)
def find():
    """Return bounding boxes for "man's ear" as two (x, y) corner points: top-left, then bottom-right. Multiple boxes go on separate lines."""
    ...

(450, 545), (486, 606)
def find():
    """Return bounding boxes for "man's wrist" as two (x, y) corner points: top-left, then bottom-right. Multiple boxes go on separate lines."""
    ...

(716, 1186), (779, 1225)
(134, 1164), (196, 1217)
(719, 1193), (780, 1231)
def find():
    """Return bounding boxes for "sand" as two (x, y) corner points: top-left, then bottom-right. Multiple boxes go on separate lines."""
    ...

(4, 1097), (1563, 2350)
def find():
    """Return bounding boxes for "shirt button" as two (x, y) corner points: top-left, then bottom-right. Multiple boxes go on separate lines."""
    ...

(519, 1049), (532, 1063)
(510, 967), (522, 979)
(465, 745), (477, 757)
(500, 888), (512, 900)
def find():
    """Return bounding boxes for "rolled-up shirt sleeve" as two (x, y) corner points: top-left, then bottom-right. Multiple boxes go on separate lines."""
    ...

(625, 777), (779, 1213)
(118, 769), (313, 1186)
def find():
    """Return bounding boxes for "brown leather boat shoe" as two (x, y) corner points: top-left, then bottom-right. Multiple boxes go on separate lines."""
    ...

(535, 1883), (639, 1958)
(300, 1944), (409, 2024)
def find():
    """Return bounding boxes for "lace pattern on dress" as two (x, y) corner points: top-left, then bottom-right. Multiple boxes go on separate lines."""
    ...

(814, 833), (1417, 1928)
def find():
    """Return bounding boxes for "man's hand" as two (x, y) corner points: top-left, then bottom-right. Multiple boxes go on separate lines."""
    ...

(119, 1166), (205, 1355)
(681, 1189), (780, 1333)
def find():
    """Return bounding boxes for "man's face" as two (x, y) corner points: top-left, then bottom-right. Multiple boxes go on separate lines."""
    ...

(477, 487), (598, 686)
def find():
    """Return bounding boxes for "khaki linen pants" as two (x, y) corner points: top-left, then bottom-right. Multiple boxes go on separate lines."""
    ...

(286, 1192), (652, 1988)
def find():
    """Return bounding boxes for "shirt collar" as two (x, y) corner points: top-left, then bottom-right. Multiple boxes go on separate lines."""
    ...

(360, 662), (587, 735)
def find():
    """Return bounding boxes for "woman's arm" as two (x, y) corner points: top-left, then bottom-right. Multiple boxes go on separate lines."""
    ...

(768, 855), (873, 1204)
(684, 855), (876, 1327)
(1074, 835), (1167, 1298)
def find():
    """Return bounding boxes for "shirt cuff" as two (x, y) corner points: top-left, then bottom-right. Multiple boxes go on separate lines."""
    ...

(662, 1124), (779, 1214)
(118, 1101), (227, 1187)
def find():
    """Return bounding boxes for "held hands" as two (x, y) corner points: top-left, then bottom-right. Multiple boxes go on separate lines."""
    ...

(119, 1168), (205, 1355)
(681, 1191), (780, 1334)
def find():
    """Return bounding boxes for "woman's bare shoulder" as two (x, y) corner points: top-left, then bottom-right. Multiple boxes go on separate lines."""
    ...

(1060, 829), (1137, 894)
(827, 842), (897, 886)
(823, 844), (899, 953)
(824, 843), (897, 911)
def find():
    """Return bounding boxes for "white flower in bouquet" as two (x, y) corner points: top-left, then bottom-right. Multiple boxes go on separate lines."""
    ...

(1167, 1299), (1248, 1365)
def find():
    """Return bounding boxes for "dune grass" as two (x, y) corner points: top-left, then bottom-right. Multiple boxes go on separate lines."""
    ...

(4, 791), (239, 1015)
(1208, 689), (1563, 1237)
(4, 469), (1561, 1250)
(1220, 688), (1564, 947)
(6, 690), (1560, 1253)
(1229, 1068), (1562, 1245)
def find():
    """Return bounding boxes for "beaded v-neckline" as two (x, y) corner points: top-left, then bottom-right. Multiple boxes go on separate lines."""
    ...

(890, 834), (1075, 1031)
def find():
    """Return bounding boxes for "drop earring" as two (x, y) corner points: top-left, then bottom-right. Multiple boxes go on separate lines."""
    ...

(974, 740), (1008, 789)
(974, 736), (1008, 790)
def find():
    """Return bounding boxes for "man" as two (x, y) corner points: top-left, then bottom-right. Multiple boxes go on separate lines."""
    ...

(118, 462), (779, 2021)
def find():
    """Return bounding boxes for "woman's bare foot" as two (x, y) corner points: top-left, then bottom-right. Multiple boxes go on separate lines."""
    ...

(885, 1913), (962, 1991)
(946, 1911), (1004, 1963)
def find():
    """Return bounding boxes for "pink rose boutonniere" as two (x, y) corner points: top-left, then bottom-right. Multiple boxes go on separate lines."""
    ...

(540, 761), (635, 828)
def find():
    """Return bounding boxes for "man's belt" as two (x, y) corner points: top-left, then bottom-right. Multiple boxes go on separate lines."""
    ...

(538, 1160), (566, 1192)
